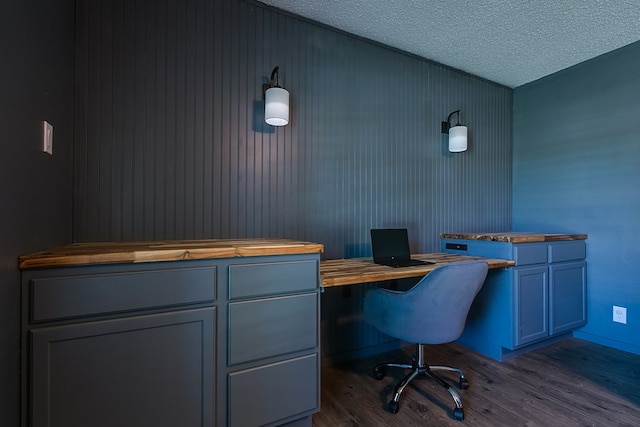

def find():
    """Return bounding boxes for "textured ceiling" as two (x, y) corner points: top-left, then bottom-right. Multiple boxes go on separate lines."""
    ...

(255, 0), (640, 88)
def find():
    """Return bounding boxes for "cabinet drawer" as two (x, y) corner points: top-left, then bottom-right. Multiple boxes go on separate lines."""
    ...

(228, 293), (318, 365)
(548, 241), (586, 263)
(31, 267), (217, 322)
(228, 353), (318, 427)
(228, 260), (318, 299)
(513, 243), (547, 266)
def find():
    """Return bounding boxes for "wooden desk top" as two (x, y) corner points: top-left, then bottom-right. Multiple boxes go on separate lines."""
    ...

(320, 253), (515, 287)
(440, 232), (587, 243)
(19, 239), (324, 269)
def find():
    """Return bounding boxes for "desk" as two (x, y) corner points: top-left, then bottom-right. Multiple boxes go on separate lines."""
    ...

(320, 253), (514, 287)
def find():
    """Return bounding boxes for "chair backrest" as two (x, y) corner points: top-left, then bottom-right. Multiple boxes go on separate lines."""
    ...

(364, 261), (488, 344)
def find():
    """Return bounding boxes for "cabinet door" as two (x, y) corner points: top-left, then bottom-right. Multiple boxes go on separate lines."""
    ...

(514, 265), (548, 347)
(550, 261), (587, 335)
(30, 308), (215, 427)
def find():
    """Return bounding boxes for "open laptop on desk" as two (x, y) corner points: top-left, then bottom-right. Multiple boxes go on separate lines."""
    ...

(370, 228), (433, 268)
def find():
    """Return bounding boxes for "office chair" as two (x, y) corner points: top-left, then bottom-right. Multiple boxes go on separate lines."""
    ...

(363, 261), (488, 420)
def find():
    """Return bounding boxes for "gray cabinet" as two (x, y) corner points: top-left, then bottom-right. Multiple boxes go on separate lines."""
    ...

(31, 309), (215, 427)
(441, 237), (586, 361)
(225, 259), (320, 427)
(511, 240), (587, 347)
(22, 262), (217, 427)
(22, 253), (321, 427)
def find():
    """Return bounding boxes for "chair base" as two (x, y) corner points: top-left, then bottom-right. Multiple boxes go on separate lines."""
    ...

(373, 343), (468, 421)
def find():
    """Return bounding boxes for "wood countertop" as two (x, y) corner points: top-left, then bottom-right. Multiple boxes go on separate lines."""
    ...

(320, 253), (514, 287)
(440, 232), (587, 243)
(19, 239), (324, 269)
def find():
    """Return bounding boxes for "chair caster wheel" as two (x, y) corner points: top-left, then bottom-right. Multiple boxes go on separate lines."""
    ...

(453, 407), (464, 421)
(460, 377), (469, 389)
(373, 367), (385, 380)
(388, 400), (399, 414)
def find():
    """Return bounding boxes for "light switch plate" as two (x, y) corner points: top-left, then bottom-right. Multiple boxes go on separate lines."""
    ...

(43, 121), (53, 155)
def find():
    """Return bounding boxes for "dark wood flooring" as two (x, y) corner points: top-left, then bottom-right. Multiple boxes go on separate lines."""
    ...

(312, 338), (640, 426)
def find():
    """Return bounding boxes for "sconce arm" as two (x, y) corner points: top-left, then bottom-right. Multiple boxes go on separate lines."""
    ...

(269, 66), (280, 87)
(442, 109), (461, 133)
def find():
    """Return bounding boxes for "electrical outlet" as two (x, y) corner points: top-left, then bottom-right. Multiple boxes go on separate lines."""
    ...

(43, 120), (53, 155)
(613, 305), (627, 324)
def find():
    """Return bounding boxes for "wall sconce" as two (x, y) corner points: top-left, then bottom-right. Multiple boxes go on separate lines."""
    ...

(441, 110), (468, 152)
(263, 66), (289, 126)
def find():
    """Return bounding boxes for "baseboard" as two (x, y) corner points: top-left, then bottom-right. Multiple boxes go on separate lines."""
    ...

(497, 332), (572, 361)
(572, 331), (640, 356)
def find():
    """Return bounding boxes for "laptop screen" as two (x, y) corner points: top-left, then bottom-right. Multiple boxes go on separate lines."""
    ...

(370, 228), (411, 262)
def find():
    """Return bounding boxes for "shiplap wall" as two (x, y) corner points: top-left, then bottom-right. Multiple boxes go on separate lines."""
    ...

(74, 0), (512, 254)
(73, 0), (513, 359)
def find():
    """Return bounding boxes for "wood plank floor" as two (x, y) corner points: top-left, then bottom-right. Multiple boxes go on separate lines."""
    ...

(312, 338), (640, 426)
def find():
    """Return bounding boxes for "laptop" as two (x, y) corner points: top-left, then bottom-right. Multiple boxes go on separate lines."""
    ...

(370, 228), (433, 268)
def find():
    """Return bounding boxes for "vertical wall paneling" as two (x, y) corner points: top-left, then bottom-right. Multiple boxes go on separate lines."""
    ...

(74, 0), (513, 360)
(75, 0), (512, 252)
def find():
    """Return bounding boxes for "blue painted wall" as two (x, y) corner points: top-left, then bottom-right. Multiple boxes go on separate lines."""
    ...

(513, 41), (640, 354)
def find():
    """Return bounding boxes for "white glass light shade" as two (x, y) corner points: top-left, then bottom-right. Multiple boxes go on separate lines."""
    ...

(265, 87), (289, 126)
(448, 125), (467, 152)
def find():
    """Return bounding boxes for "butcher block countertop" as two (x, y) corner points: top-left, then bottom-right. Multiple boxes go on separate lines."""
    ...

(320, 253), (514, 287)
(19, 239), (325, 269)
(440, 232), (587, 243)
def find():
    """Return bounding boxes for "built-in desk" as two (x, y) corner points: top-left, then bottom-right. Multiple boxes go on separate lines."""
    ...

(317, 253), (515, 365)
(320, 253), (514, 287)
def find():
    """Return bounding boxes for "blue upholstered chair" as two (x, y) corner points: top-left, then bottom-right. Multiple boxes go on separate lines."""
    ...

(363, 261), (489, 420)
